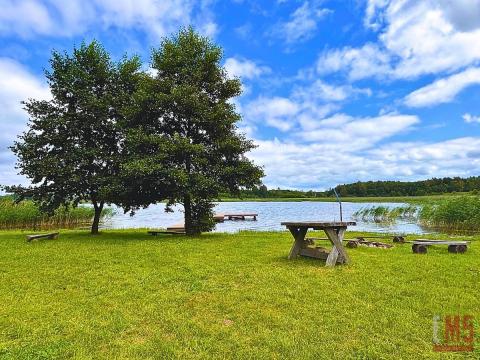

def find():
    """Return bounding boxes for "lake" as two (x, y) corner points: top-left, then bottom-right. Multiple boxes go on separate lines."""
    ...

(102, 201), (429, 234)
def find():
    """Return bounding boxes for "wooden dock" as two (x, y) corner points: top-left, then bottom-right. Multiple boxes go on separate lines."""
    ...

(149, 213), (258, 235)
(214, 213), (258, 221)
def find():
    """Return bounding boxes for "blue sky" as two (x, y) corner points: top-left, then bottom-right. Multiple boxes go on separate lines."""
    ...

(1, 0), (480, 190)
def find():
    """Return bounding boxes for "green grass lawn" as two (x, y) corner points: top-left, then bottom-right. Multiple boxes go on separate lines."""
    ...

(0, 230), (478, 359)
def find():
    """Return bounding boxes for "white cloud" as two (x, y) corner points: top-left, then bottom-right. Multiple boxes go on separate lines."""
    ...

(463, 113), (480, 124)
(319, 1), (480, 81)
(224, 57), (271, 80)
(0, 58), (50, 186)
(293, 79), (372, 102)
(0, 0), (217, 40)
(404, 67), (480, 107)
(298, 113), (419, 148)
(242, 77), (373, 133)
(250, 136), (480, 189)
(316, 43), (392, 81)
(245, 97), (299, 131)
(0, 0), (54, 37)
(364, 0), (389, 30)
(381, 1), (480, 78)
(270, 1), (331, 44)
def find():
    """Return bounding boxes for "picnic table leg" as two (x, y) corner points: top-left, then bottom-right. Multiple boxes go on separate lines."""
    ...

(325, 228), (349, 266)
(288, 227), (308, 259)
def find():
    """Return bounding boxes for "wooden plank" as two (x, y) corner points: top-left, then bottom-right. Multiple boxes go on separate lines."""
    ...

(412, 240), (469, 246)
(223, 213), (258, 221)
(287, 227), (308, 259)
(281, 221), (356, 228)
(299, 247), (330, 260)
(148, 230), (185, 235)
(409, 239), (470, 243)
(26, 232), (59, 242)
(325, 228), (349, 266)
(213, 214), (225, 222)
(326, 245), (339, 266)
(223, 213), (258, 217)
(166, 223), (185, 232)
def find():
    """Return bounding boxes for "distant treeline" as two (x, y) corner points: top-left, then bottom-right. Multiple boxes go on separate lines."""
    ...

(330, 177), (480, 197)
(227, 176), (480, 199)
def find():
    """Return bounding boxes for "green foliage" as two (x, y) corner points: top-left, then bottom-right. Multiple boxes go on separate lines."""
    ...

(330, 176), (480, 197)
(123, 28), (263, 234)
(0, 197), (113, 230)
(4, 41), (142, 234)
(353, 205), (419, 223)
(223, 176), (480, 200)
(354, 196), (480, 232)
(420, 195), (480, 231)
(0, 229), (478, 358)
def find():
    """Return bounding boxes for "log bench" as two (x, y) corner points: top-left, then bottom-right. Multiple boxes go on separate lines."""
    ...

(26, 232), (59, 242)
(411, 239), (469, 254)
(148, 230), (185, 235)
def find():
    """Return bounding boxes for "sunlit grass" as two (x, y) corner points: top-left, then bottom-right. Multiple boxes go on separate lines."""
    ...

(0, 229), (478, 359)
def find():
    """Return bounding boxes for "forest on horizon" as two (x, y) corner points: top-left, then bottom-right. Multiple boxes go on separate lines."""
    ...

(229, 176), (480, 199)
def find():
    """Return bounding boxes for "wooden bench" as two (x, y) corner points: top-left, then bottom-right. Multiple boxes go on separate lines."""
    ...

(26, 232), (59, 242)
(148, 230), (185, 236)
(411, 239), (469, 254)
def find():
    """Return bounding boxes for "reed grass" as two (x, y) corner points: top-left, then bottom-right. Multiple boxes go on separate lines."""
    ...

(0, 198), (113, 230)
(354, 196), (480, 232)
(419, 195), (480, 231)
(353, 204), (419, 223)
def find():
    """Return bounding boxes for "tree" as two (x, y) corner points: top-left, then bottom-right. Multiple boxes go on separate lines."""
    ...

(123, 28), (264, 235)
(5, 41), (142, 234)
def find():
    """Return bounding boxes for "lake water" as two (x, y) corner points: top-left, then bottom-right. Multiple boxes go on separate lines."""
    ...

(102, 201), (429, 234)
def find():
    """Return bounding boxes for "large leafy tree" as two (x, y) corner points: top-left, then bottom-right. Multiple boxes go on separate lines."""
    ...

(5, 41), (142, 234)
(124, 28), (264, 235)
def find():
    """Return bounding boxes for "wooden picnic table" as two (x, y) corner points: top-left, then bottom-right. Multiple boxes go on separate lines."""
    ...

(281, 221), (356, 266)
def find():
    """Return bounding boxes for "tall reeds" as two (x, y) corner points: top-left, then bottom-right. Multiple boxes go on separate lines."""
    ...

(419, 196), (480, 231)
(0, 198), (113, 230)
(353, 204), (419, 223)
(354, 196), (480, 232)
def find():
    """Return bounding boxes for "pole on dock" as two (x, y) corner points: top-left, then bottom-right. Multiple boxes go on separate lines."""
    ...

(333, 188), (343, 222)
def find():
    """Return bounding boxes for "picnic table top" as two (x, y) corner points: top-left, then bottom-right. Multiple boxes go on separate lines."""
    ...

(281, 221), (356, 228)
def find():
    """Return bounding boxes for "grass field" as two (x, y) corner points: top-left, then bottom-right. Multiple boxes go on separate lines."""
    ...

(0, 230), (478, 359)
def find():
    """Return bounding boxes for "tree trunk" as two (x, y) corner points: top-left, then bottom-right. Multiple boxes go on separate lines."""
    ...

(91, 201), (104, 235)
(184, 194), (194, 236)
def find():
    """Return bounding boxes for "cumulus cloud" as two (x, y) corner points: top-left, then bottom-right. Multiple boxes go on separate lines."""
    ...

(243, 78), (372, 132)
(269, 1), (331, 44)
(404, 67), (480, 107)
(316, 43), (392, 81)
(297, 113), (419, 148)
(245, 97), (299, 131)
(0, 58), (50, 186)
(293, 79), (372, 102)
(250, 136), (480, 189)
(463, 113), (480, 124)
(0, 0), (217, 39)
(318, 1), (480, 81)
(224, 57), (271, 80)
